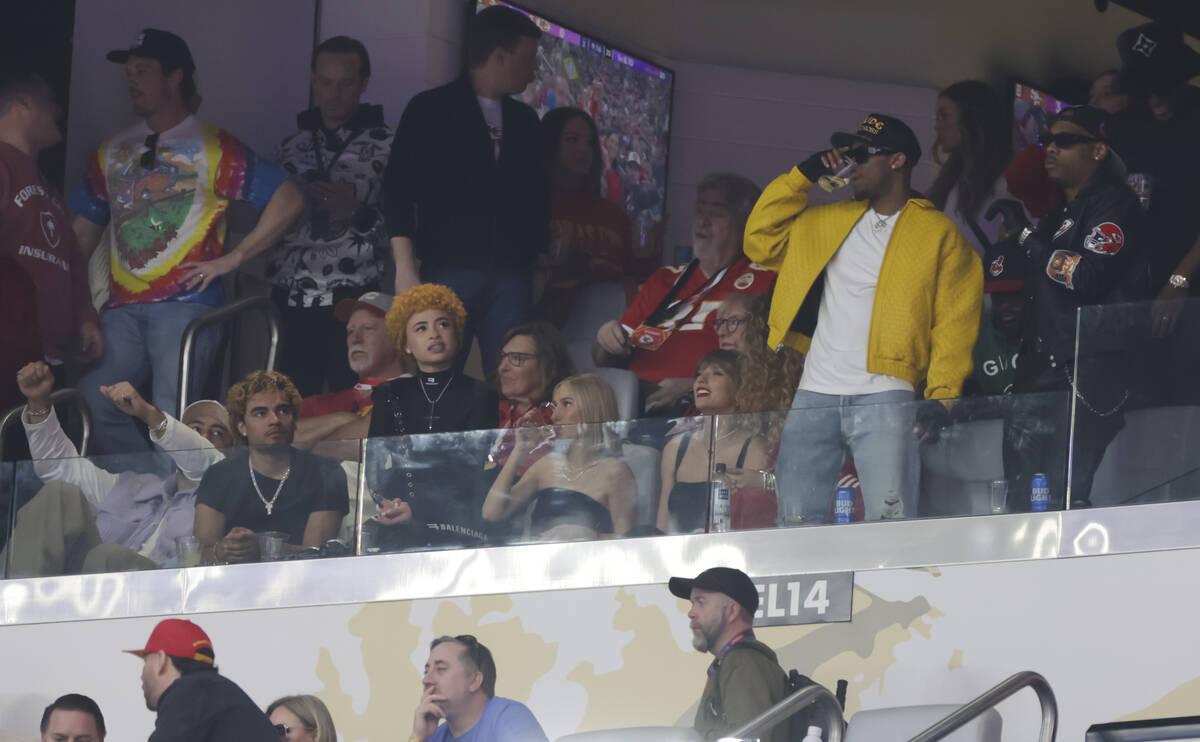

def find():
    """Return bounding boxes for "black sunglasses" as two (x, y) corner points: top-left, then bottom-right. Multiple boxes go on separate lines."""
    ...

(140, 132), (159, 170)
(1038, 132), (1098, 149)
(847, 145), (897, 164)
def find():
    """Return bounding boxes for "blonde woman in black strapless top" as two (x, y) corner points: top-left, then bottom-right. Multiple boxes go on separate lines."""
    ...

(482, 374), (636, 542)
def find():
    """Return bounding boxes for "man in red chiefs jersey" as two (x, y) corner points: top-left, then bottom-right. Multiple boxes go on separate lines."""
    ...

(593, 173), (775, 412)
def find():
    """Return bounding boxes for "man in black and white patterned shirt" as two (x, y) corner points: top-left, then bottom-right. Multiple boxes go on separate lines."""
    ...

(268, 36), (394, 397)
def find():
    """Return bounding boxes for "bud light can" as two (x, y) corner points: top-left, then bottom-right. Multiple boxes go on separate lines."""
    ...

(834, 486), (855, 524)
(1030, 473), (1050, 512)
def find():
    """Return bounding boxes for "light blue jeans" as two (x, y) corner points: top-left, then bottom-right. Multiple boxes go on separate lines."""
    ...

(80, 302), (222, 468)
(776, 389), (919, 524)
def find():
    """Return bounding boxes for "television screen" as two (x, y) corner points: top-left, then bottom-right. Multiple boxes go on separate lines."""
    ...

(1012, 82), (1074, 153)
(476, 0), (675, 262)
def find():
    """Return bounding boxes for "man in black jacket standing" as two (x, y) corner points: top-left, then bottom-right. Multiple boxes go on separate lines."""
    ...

(383, 5), (547, 373)
(126, 618), (277, 741)
(997, 106), (1147, 509)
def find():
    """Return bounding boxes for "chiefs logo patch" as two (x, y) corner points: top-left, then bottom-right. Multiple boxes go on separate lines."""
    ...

(1052, 218), (1074, 240)
(989, 255), (1005, 277)
(1082, 222), (1125, 255)
(733, 273), (755, 290)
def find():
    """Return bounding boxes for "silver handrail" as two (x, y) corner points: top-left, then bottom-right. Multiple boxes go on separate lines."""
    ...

(0, 388), (93, 461)
(726, 683), (845, 742)
(177, 296), (280, 417)
(907, 671), (1057, 742)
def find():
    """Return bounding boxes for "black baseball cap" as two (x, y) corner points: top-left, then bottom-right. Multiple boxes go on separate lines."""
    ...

(831, 113), (922, 167)
(983, 235), (1028, 294)
(1116, 21), (1200, 94)
(106, 28), (195, 73)
(669, 567), (758, 616)
(1051, 105), (1126, 176)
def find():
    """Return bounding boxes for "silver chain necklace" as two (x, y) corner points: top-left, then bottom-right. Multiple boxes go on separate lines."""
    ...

(418, 373), (455, 430)
(249, 455), (291, 515)
(871, 209), (898, 234)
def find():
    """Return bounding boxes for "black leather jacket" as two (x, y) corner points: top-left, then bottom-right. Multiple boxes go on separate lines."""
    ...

(1018, 171), (1149, 386)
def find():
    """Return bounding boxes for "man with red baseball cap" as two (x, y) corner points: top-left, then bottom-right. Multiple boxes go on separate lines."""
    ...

(125, 618), (277, 740)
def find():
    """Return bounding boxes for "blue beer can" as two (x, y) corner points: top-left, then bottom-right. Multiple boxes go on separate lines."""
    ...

(834, 486), (855, 524)
(1031, 473), (1050, 512)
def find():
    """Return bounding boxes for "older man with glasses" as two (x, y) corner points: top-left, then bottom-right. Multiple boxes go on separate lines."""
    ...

(412, 634), (547, 742)
(745, 113), (982, 525)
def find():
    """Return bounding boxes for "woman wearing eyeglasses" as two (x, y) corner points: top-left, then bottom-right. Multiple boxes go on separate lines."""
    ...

(483, 373), (636, 541)
(487, 321), (574, 476)
(656, 350), (769, 534)
(266, 695), (336, 742)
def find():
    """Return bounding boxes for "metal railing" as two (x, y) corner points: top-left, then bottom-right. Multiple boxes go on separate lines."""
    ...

(726, 683), (845, 742)
(177, 295), (280, 417)
(907, 671), (1057, 742)
(0, 388), (94, 461)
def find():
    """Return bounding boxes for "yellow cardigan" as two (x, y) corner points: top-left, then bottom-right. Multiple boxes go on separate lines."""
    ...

(744, 167), (983, 400)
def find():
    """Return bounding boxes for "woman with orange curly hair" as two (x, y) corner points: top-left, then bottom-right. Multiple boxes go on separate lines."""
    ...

(366, 283), (498, 438)
(362, 284), (498, 552)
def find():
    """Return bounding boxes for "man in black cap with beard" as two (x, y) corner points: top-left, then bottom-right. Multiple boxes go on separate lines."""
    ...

(669, 567), (788, 742)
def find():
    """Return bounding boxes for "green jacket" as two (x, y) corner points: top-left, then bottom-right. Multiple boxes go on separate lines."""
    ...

(695, 638), (788, 742)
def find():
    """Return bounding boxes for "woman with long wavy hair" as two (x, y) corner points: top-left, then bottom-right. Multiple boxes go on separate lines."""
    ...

(928, 80), (1013, 257)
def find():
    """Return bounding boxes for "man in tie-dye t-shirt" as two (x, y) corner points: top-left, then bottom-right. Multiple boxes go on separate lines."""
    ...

(70, 28), (303, 463)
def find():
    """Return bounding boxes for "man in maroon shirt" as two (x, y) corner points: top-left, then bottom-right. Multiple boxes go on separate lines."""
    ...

(0, 67), (102, 379)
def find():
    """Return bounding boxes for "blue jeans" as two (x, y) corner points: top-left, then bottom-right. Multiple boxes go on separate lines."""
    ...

(421, 266), (533, 375)
(776, 389), (919, 524)
(80, 302), (222, 467)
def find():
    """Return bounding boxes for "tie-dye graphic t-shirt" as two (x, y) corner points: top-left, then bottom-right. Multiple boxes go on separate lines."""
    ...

(70, 115), (285, 307)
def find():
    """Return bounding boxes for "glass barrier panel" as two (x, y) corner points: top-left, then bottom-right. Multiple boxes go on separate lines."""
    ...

(2, 438), (360, 578)
(0, 460), (14, 579)
(1074, 298), (1200, 507)
(705, 393), (1072, 530)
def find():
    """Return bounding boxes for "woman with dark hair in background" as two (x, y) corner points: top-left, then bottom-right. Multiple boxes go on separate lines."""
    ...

(536, 107), (637, 324)
(930, 80), (1014, 257)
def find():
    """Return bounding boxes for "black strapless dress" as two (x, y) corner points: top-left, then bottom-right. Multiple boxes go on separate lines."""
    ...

(530, 487), (615, 535)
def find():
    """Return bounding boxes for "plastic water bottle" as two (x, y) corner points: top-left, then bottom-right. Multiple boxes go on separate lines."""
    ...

(1031, 473), (1050, 512)
(834, 486), (855, 524)
(710, 463), (731, 533)
(801, 725), (824, 742)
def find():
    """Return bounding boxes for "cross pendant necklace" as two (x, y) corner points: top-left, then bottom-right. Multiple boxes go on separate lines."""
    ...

(418, 374), (454, 431)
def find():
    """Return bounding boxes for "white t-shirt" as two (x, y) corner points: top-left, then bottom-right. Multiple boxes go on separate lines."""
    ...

(477, 96), (503, 159)
(798, 207), (915, 396)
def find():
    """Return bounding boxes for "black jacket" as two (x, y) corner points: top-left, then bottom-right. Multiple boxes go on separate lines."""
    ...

(382, 76), (548, 271)
(1017, 171), (1149, 391)
(149, 671), (278, 742)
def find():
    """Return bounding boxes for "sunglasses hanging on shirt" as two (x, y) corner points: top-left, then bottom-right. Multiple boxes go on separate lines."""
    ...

(140, 132), (159, 170)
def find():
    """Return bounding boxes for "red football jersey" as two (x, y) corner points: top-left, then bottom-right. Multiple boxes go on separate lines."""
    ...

(620, 255), (775, 383)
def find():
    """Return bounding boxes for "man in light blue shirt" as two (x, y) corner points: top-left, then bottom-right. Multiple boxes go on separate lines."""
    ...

(411, 634), (548, 742)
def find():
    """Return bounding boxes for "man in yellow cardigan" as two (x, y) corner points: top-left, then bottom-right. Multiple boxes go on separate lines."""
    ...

(744, 113), (982, 524)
